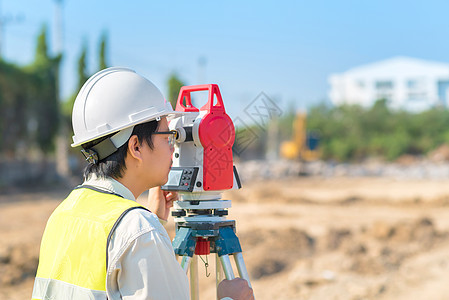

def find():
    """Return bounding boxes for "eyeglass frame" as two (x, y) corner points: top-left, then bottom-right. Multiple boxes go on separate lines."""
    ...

(153, 130), (178, 147)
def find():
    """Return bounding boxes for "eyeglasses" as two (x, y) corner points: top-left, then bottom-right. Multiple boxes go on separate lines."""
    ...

(153, 130), (178, 147)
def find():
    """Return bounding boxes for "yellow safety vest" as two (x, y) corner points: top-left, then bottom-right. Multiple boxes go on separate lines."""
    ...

(32, 185), (149, 300)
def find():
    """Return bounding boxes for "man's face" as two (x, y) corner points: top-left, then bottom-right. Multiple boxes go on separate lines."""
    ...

(140, 117), (174, 188)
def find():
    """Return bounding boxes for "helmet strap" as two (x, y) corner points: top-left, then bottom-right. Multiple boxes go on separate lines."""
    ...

(82, 126), (135, 163)
(110, 127), (134, 148)
(81, 148), (99, 164)
(89, 138), (118, 162)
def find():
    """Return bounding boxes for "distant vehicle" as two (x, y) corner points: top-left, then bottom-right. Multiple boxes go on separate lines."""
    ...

(280, 112), (320, 161)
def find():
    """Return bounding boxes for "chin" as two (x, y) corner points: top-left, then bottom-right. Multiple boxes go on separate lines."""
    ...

(159, 174), (169, 187)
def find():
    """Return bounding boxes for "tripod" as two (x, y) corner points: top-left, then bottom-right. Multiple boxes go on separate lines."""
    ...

(172, 199), (252, 300)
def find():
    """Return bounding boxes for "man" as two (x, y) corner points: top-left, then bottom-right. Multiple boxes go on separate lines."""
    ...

(32, 67), (254, 300)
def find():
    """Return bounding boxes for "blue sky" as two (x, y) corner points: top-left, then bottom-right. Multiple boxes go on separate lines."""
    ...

(3, 0), (449, 120)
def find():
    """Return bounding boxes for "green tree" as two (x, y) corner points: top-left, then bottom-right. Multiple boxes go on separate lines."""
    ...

(276, 101), (296, 141)
(167, 73), (185, 108)
(0, 62), (31, 156)
(98, 31), (108, 70)
(34, 25), (49, 66)
(62, 42), (89, 119)
(77, 41), (89, 89)
(306, 99), (449, 162)
(28, 25), (61, 153)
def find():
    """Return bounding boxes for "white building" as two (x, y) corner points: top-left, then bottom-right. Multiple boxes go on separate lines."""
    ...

(328, 57), (449, 112)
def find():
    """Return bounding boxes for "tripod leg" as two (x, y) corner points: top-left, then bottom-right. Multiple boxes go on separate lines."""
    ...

(233, 252), (252, 288)
(190, 255), (199, 300)
(215, 253), (225, 300)
(219, 254), (235, 280)
(180, 255), (192, 273)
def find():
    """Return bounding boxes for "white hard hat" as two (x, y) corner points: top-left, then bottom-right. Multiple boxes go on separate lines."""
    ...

(72, 67), (182, 147)
(71, 67), (184, 161)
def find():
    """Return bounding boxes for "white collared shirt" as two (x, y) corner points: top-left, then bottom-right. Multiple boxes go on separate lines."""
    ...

(83, 175), (190, 300)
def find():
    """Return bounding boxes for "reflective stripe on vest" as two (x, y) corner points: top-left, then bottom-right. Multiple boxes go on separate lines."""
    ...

(32, 186), (149, 300)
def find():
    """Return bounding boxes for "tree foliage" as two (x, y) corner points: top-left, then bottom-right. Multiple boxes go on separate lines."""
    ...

(0, 25), (61, 156)
(62, 33), (109, 123)
(0, 26), (111, 162)
(167, 73), (185, 108)
(98, 31), (108, 70)
(306, 99), (449, 161)
(60, 32), (110, 167)
(29, 27), (61, 153)
(77, 41), (89, 89)
(233, 99), (449, 162)
(0, 63), (32, 156)
(62, 41), (89, 123)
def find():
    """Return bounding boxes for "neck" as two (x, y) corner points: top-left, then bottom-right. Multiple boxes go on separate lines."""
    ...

(115, 168), (160, 199)
(115, 174), (145, 199)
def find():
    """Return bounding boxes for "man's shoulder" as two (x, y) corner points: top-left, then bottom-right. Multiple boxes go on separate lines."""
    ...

(116, 207), (162, 237)
(107, 206), (172, 268)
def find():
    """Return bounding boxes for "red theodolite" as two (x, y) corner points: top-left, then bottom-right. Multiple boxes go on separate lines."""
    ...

(162, 84), (252, 300)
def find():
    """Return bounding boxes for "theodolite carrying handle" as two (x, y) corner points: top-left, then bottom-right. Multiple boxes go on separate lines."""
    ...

(175, 84), (235, 191)
(175, 84), (226, 113)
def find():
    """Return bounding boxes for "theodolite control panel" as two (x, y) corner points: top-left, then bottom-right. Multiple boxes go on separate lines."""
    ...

(162, 167), (199, 192)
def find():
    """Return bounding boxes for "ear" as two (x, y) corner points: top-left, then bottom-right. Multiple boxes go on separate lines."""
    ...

(127, 135), (143, 162)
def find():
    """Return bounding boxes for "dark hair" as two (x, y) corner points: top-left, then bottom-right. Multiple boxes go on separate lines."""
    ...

(82, 120), (159, 180)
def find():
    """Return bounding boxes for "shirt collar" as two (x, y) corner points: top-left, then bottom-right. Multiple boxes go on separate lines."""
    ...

(83, 174), (136, 201)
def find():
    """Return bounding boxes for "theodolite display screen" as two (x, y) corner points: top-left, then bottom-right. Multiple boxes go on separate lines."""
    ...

(161, 167), (199, 192)
(166, 170), (183, 186)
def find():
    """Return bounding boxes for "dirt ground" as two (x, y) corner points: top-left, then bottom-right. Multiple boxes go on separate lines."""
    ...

(2, 177), (449, 299)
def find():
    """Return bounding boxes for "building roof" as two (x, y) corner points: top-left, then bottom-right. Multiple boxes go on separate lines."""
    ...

(343, 56), (449, 78)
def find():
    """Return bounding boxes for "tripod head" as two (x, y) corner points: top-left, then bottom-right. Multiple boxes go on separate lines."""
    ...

(161, 84), (241, 221)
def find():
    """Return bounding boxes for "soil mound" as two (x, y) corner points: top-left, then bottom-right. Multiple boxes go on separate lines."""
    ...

(0, 243), (38, 286)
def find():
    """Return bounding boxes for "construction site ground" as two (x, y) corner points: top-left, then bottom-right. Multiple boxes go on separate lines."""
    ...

(2, 177), (449, 299)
